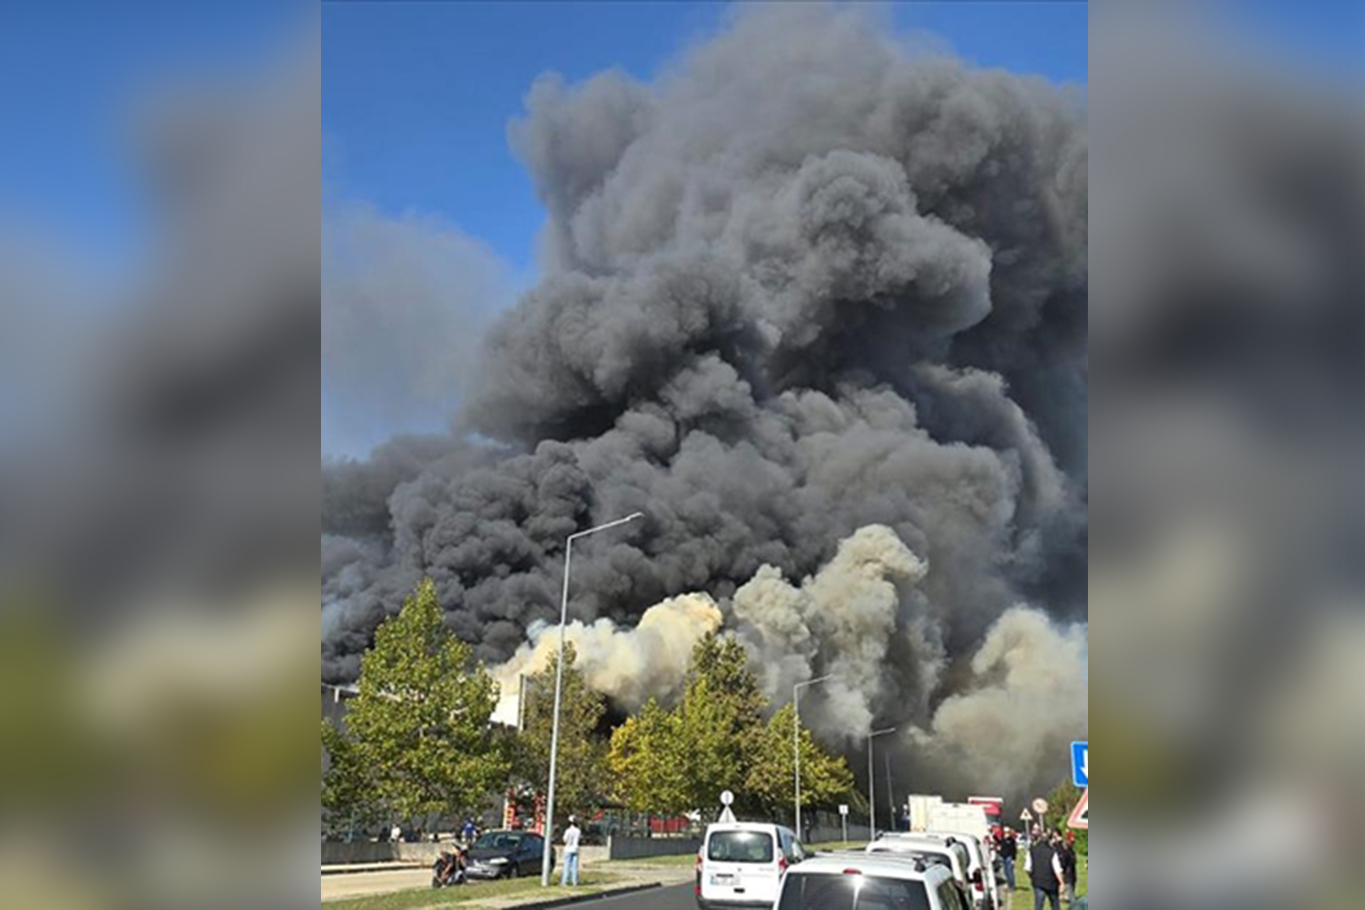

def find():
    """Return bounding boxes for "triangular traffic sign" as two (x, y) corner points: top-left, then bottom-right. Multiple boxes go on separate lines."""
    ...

(1067, 788), (1088, 830)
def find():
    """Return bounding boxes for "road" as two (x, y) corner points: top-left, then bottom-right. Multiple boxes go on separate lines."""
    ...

(577, 882), (694, 909)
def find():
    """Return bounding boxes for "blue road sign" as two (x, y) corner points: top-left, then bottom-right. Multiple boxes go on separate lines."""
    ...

(1071, 741), (1088, 787)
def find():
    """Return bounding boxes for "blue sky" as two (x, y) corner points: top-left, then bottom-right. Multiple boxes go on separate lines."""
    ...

(323, 1), (1089, 279)
(0, 2), (307, 278)
(319, 1), (1088, 456)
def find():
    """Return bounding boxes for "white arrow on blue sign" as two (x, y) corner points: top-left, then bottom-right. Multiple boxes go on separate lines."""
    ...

(1071, 741), (1088, 787)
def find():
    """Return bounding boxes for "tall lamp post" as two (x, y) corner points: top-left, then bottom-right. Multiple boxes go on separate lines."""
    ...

(793, 674), (833, 841)
(540, 512), (643, 887)
(867, 727), (896, 839)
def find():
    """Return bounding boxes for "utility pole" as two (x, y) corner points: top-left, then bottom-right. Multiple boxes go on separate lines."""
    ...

(867, 727), (895, 839)
(793, 674), (834, 841)
(541, 513), (643, 887)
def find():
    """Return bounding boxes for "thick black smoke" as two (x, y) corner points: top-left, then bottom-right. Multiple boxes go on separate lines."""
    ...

(322, 5), (1087, 793)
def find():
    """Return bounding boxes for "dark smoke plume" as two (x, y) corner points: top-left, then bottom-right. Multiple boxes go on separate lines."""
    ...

(323, 4), (1087, 799)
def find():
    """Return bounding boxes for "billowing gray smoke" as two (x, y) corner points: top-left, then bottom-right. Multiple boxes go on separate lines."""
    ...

(323, 4), (1087, 799)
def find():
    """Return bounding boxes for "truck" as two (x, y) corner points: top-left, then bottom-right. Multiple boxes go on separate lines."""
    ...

(967, 796), (1005, 834)
(906, 795), (991, 841)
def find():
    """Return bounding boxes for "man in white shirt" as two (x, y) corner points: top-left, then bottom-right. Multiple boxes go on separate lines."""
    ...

(560, 815), (582, 886)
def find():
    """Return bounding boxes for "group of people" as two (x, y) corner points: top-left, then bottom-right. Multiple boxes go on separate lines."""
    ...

(991, 825), (1079, 910)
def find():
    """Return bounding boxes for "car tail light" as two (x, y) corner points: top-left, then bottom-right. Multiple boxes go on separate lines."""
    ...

(842, 868), (861, 875)
(777, 856), (788, 874)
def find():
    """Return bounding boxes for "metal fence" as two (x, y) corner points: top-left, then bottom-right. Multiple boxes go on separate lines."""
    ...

(607, 834), (703, 860)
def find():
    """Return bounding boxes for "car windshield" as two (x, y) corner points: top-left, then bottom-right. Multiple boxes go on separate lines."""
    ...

(708, 830), (774, 863)
(777, 872), (932, 910)
(473, 833), (524, 851)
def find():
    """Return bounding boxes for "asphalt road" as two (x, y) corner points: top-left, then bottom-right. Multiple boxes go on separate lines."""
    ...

(576, 881), (695, 909)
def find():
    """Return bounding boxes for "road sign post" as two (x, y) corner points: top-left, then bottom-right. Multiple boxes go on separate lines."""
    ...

(718, 789), (736, 824)
(1031, 797), (1048, 829)
(838, 804), (849, 844)
(1071, 741), (1088, 788)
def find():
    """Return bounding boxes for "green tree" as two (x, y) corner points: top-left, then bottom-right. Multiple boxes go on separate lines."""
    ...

(674, 633), (767, 815)
(608, 696), (688, 814)
(323, 578), (509, 824)
(514, 642), (608, 827)
(744, 703), (855, 818)
(1045, 777), (1088, 855)
(321, 718), (381, 831)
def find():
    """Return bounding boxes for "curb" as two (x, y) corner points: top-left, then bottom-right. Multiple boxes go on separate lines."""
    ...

(483, 881), (662, 910)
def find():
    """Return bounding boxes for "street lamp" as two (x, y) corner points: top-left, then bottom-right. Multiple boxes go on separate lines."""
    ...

(541, 512), (643, 887)
(793, 674), (834, 841)
(867, 727), (896, 839)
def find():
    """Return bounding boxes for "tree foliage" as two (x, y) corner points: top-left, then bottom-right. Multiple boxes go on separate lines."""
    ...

(322, 718), (381, 829)
(513, 641), (609, 826)
(1045, 777), (1088, 856)
(675, 634), (767, 814)
(607, 632), (855, 818)
(745, 703), (855, 817)
(608, 697), (688, 814)
(321, 578), (508, 823)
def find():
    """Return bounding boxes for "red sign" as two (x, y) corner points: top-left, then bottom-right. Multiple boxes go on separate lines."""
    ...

(968, 797), (1004, 818)
(1067, 789), (1088, 830)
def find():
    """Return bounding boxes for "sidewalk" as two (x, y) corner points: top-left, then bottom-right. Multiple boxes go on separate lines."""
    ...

(322, 861), (428, 875)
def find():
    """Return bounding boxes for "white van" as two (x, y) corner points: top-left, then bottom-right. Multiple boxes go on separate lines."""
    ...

(880, 833), (998, 910)
(775, 854), (967, 910)
(695, 822), (805, 909)
(866, 838), (972, 898)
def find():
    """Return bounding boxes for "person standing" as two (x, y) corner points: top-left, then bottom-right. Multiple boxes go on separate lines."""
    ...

(560, 815), (582, 886)
(1058, 832), (1078, 904)
(1023, 830), (1064, 910)
(999, 827), (1018, 894)
(462, 818), (477, 846)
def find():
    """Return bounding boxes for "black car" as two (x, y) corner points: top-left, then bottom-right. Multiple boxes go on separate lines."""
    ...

(463, 830), (555, 879)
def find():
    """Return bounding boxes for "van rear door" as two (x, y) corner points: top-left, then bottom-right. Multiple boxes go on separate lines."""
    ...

(702, 828), (781, 903)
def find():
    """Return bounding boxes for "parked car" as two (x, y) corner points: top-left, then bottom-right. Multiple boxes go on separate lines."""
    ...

(775, 853), (966, 909)
(878, 832), (998, 910)
(463, 830), (554, 880)
(865, 840), (973, 906)
(696, 821), (806, 909)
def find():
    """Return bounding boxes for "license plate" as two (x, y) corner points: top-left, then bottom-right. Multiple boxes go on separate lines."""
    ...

(710, 873), (736, 885)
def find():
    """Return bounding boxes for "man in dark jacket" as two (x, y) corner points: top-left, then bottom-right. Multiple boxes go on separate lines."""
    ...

(1023, 830), (1064, 910)
(1058, 832), (1079, 904)
(998, 827), (1018, 893)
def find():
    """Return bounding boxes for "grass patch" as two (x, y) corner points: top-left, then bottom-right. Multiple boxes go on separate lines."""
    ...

(1007, 853), (1089, 905)
(325, 872), (623, 910)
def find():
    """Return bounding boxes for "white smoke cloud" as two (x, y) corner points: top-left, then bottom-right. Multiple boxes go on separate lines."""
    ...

(732, 524), (928, 740)
(491, 591), (724, 720)
(908, 606), (1088, 799)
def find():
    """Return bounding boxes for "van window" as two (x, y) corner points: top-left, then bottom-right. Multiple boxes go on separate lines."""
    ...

(776, 872), (931, 910)
(708, 830), (774, 863)
(937, 881), (966, 910)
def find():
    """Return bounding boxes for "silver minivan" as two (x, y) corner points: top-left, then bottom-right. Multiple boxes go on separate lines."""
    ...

(695, 822), (806, 909)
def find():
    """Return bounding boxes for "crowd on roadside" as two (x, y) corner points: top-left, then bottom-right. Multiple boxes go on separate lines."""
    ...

(990, 825), (1080, 910)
